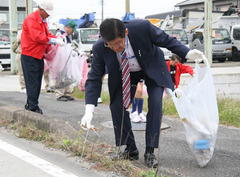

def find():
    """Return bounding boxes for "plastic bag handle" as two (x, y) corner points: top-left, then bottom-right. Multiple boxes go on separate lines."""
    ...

(200, 53), (210, 68)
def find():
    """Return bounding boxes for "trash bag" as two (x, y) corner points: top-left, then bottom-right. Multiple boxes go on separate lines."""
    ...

(78, 53), (88, 91)
(172, 60), (219, 167)
(44, 44), (58, 61)
(49, 43), (83, 89)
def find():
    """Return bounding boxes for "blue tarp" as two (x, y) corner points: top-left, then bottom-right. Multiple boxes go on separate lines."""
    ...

(59, 13), (95, 28)
(122, 12), (135, 22)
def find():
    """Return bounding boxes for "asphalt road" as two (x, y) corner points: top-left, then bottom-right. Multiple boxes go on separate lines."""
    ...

(0, 126), (118, 177)
(0, 90), (239, 177)
(0, 60), (240, 177)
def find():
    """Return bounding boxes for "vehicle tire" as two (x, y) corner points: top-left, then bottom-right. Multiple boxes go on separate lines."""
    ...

(232, 47), (240, 61)
(218, 58), (226, 63)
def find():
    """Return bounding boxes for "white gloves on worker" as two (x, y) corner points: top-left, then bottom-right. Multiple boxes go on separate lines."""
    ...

(186, 49), (207, 63)
(81, 104), (95, 129)
(55, 38), (64, 46)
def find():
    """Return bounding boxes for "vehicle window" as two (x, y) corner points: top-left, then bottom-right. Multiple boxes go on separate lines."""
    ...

(80, 29), (100, 44)
(212, 29), (230, 40)
(233, 28), (240, 40)
(164, 29), (188, 44)
(192, 32), (203, 44)
(0, 30), (10, 44)
(212, 29), (231, 44)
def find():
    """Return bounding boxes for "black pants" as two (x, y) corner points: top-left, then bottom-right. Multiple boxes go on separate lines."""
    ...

(110, 71), (163, 148)
(21, 54), (44, 110)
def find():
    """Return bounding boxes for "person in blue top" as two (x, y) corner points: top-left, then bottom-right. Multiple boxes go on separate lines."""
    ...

(81, 18), (206, 168)
(55, 20), (78, 102)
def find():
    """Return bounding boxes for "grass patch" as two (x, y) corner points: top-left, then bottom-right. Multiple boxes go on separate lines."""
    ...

(72, 90), (240, 128)
(217, 98), (240, 127)
(0, 119), (167, 177)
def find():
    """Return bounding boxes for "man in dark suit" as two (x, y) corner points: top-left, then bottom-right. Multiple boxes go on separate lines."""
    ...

(81, 18), (205, 168)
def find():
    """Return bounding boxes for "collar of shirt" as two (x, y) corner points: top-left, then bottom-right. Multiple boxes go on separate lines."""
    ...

(39, 15), (46, 23)
(117, 36), (141, 72)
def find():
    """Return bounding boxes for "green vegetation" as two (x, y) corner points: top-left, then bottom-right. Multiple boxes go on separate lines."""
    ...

(72, 89), (240, 128)
(217, 98), (240, 127)
(0, 120), (169, 177)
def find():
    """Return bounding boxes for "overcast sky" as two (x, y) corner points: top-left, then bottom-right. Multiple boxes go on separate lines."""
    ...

(49, 0), (184, 21)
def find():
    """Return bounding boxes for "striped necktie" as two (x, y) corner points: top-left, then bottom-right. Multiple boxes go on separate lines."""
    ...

(121, 50), (131, 109)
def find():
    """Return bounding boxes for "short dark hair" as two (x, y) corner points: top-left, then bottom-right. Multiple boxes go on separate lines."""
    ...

(100, 18), (126, 42)
(171, 54), (181, 62)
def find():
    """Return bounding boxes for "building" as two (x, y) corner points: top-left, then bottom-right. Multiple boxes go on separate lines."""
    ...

(0, 0), (37, 69)
(175, 0), (239, 12)
(0, 0), (37, 29)
(145, 0), (238, 29)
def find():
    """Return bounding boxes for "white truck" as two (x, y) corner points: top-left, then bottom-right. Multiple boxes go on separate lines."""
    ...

(0, 29), (11, 68)
(72, 28), (100, 65)
(189, 28), (232, 62)
(213, 13), (240, 61)
(231, 24), (240, 60)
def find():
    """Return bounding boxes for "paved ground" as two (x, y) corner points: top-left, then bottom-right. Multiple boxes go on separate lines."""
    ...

(0, 67), (240, 177)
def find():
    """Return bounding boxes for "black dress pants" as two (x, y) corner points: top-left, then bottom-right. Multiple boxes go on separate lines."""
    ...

(21, 54), (44, 110)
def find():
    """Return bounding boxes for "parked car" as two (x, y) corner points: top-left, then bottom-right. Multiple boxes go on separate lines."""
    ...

(160, 29), (189, 61)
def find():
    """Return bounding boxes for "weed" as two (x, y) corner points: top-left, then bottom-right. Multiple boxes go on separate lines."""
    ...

(217, 98), (240, 127)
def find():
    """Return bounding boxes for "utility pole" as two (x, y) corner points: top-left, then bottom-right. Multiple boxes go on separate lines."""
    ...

(26, 0), (33, 15)
(9, 0), (18, 74)
(125, 0), (130, 13)
(204, 0), (212, 66)
(101, 0), (104, 22)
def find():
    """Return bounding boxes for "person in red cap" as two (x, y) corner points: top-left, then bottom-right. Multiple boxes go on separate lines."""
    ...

(21, 0), (64, 114)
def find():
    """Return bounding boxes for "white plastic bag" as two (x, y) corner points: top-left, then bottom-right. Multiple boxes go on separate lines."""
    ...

(172, 60), (219, 167)
(50, 43), (83, 89)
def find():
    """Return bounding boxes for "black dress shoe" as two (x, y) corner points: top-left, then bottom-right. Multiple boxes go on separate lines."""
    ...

(57, 96), (68, 101)
(64, 96), (75, 101)
(46, 89), (54, 93)
(25, 104), (29, 110)
(32, 108), (43, 114)
(144, 153), (158, 168)
(111, 148), (139, 161)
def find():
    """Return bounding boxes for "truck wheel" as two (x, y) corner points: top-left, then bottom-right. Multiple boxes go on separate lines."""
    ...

(218, 58), (226, 63)
(232, 48), (240, 61)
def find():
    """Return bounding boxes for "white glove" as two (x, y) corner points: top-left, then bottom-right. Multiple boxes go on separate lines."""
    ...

(165, 88), (173, 96)
(81, 104), (95, 129)
(185, 49), (207, 63)
(55, 38), (64, 46)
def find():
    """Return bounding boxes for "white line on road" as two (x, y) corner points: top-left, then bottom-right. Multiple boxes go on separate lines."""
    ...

(0, 139), (78, 177)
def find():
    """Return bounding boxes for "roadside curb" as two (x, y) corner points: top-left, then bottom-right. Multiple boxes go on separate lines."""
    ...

(0, 103), (79, 140)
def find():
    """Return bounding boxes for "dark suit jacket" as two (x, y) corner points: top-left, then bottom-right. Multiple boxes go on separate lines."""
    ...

(85, 19), (190, 105)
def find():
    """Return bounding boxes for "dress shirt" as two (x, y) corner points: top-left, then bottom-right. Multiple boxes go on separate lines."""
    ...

(116, 36), (141, 72)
